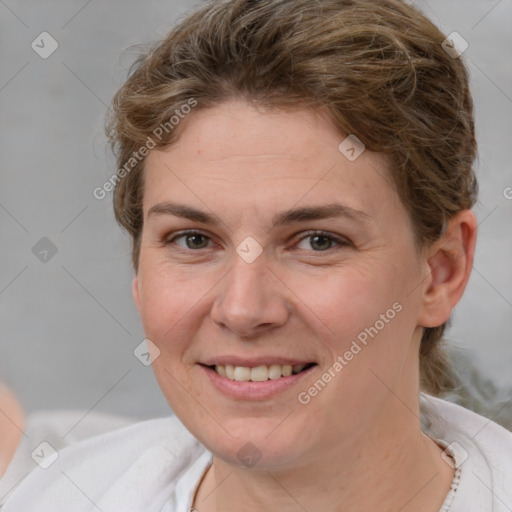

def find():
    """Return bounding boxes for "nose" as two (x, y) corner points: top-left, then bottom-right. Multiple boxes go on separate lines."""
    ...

(210, 252), (290, 338)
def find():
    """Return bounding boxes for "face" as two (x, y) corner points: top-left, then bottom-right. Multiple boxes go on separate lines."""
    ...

(133, 100), (429, 469)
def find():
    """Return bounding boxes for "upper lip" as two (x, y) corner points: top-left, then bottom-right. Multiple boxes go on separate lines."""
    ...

(200, 356), (316, 367)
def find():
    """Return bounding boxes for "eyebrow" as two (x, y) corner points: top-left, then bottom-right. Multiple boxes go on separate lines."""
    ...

(147, 201), (373, 228)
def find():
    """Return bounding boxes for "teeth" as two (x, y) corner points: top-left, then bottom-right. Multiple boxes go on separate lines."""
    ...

(214, 363), (309, 381)
(268, 364), (282, 380)
(251, 365), (269, 382)
(233, 366), (251, 381)
(282, 365), (293, 377)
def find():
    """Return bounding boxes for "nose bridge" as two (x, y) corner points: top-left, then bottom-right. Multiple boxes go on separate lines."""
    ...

(223, 251), (271, 312)
(211, 249), (289, 335)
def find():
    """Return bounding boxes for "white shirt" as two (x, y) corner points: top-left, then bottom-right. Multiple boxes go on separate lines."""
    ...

(1, 394), (511, 511)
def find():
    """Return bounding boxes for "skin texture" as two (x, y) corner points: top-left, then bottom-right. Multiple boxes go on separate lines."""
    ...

(133, 101), (477, 511)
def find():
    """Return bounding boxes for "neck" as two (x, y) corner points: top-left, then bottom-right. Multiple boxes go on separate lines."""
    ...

(193, 337), (454, 512)
(193, 401), (454, 512)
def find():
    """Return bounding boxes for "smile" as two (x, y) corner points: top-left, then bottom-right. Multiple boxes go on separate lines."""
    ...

(211, 363), (316, 381)
(199, 361), (318, 400)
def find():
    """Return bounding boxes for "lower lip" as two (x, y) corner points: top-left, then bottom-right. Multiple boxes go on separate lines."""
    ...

(199, 364), (317, 400)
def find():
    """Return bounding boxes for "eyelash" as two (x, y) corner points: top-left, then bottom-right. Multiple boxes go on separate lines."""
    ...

(165, 229), (351, 253)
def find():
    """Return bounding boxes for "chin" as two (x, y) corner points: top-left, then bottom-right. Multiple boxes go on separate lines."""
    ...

(208, 437), (304, 471)
(193, 417), (309, 469)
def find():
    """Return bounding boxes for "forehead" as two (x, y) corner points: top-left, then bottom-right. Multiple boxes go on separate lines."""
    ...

(149, 101), (367, 169)
(142, 101), (399, 224)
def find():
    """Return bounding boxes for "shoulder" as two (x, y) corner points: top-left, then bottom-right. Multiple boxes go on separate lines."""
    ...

(0, 415), (207, 512)
(0, 409), (134, 505)
(422, 392), (512, 447)
(421, 393), (512, 510)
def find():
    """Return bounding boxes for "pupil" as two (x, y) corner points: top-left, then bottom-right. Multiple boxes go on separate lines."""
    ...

(311, 235), (331, 251)
(187, 234), (207, 249)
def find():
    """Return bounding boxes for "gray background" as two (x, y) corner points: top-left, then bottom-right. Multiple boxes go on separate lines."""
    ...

(1, 0), (511, 420)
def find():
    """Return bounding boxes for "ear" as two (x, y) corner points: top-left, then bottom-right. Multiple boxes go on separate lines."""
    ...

(132, 276), (141, 312)
(417, 209), (477, 328)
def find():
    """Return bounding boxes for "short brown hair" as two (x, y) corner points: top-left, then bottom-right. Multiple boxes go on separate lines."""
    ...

(106, 0), (478, 395)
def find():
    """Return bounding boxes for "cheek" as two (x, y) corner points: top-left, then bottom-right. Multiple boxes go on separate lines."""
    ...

(286, 264), (397, 338)
(137, 266), (180, 337)
(286, 261), (416, 379)
(136, 259), (218, 354)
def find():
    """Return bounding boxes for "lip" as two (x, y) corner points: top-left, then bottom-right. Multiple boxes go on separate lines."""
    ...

(200, 356), (315, 367)
(199, 363), (317, 400)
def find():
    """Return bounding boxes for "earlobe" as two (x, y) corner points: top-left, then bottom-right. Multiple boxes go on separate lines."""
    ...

(417, 210), (477, 328)
(132, 276), (141, 312)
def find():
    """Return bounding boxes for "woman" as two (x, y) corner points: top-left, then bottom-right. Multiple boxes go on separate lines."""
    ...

(3, 0), (511, 510)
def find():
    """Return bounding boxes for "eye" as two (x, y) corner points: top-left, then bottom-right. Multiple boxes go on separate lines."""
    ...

(295, 230), (350, 252)
(166, 230), (213, 250)
(164, 229), (350, 253)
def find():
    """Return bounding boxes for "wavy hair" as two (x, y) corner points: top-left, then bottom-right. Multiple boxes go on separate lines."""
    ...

(106, 0), (478, 395)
